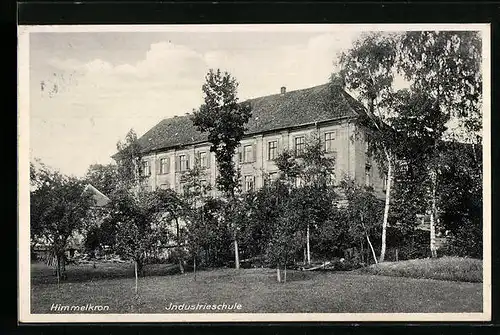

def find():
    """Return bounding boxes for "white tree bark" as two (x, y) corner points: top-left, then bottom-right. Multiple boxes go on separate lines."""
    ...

(430, 168), (438, 258)
(367, 234), (378, 265)
(306, 224), (311, 265)
(379, 154), (392, 262)
(234, 239), (240, 269)
(361, 213), (378, 264)
(134, 260), (138, 294)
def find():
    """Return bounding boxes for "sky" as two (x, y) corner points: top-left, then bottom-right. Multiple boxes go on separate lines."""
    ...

(28, 27), (366, 177)
(26, 25), (484, 177)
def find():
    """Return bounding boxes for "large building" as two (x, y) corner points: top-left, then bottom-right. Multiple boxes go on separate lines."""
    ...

(122, 83), (387, 196)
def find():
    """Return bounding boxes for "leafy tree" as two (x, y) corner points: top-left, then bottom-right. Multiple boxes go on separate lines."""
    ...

(438, 142), (482, 258)
(338, 30), (482, 259)
(338, 32), (399, 262)
(152, 188), (186, 273)
(191, 69), (252, 269)
(108, 189), (172, 293)
(30, 161), (94, 282)
(264, 181), (303, 282)
(398, 31), (482, 140)
(180, 163), (212, 277)
(238, 179), (277, 261)
(296, 136), (337, 264)
(115, 129), (144, 192)
(339, 178), (384, 264)
(397, 31), (483, 257)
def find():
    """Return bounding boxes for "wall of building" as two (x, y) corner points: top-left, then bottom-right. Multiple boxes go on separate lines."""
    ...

(139, 119), (384, 197)
(353, 124), (387, 198)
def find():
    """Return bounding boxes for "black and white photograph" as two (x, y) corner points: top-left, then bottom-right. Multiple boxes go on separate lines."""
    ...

(18, 24), (491, 323)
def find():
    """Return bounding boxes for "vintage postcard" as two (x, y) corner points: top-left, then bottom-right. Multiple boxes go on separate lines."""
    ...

(18, 23), (491, 323)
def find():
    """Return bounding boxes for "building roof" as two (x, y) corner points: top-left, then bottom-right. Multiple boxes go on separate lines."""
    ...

(122, 83), (366, 156)
(83, 184), (111, 207)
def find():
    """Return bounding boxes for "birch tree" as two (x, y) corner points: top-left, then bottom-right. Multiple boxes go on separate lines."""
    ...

(397, 31), (482, 257)
(337, 32), (399, 262)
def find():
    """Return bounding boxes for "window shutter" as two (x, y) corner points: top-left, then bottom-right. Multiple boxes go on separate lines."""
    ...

(156, 159), (161, 174)
(186, 155), (190, 170)
(238, 146), (243, 163)
(175, 156), (180, 172)
(197, 152), (201, 167)
(252, 143), (257, 162)
(207, 152), (211, 168)
(166, 157), (170, 174)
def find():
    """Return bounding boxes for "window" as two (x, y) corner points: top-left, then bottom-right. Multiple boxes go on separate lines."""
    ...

(160, 158), (170, 174)
(179, 155), (189, 171)
(325, 132), (335, 152)
(365, 164), (371, 187)
(243, 145), (254, 163)
(199, 152), (208, 169)
(244, 175), (255, 192)
(159, 182), (170, 190)
(268, 141), (277, 160)
(295, 136), (305, 155)
(141, 161), (151, 176)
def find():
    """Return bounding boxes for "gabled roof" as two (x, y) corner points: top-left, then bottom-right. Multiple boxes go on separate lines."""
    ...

(122, 83), (367, 156)
(83, 184), (111, 207)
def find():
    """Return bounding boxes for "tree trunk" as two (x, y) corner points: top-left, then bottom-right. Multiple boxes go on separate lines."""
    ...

(193, 255), (197, 281)
(284, 263), (287, 283)
(379, 154), (392, 262)
(430, 168), (438, 258)
(234, 239), (240, 269)
(360, 214), (377, 264)
(366, 234), (378, 265)
(276, 266), (281, 283)
(61, 254), (67, 279)
(360, 238), (364, 264)
(134, 260), (138, 294)
(306, 224), (311, 265)
(178, 258), (184, 274)
(56, 254), (61, 285)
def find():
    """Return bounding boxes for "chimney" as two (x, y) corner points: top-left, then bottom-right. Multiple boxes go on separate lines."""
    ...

(280, 86), (286, 94)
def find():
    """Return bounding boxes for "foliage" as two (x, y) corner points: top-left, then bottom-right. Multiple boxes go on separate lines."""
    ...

(191, 69), (252, 198)
(30, 160), (94, 279)
(339, 32), (399, 110)
(264, 182), (304, 269)
(107, 189), (174, 276)
(339, 179), (384, 249)
(398, 31), (483, 137)
(115, 129), (144, 190)
(338, 30), (483, 260)
(186, 197), (232, 267)
(438, 143), (482, 258)
(83, 163), (119, 197)
(190, 69), (251, 269)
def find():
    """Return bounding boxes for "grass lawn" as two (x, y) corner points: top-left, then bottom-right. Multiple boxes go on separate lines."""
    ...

(31, 262), (482, 314)
(354, 257), (483, 283)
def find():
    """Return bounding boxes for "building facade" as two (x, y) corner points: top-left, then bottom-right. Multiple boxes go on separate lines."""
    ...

(121, 83), (386, 197)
